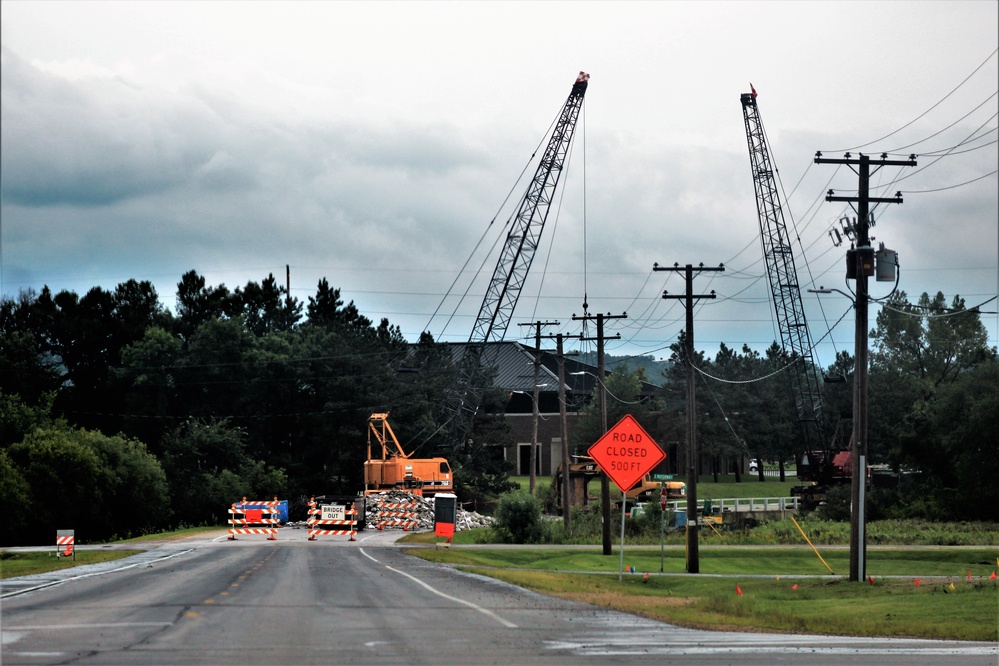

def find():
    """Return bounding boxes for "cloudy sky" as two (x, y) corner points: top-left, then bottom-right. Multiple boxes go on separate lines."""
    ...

(2, 1), (997, 369)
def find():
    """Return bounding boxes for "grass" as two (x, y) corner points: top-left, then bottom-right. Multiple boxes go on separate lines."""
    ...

(115, 525), (225, 543)
(0, 525), (224, 579)
(696, 479), (798, 499)
(476, 569), (996, 641)
(406, 546), (999, 641)
(410, 545), (999, 577)
(0, 550), (145, 579)
(511, 476), (800, 501)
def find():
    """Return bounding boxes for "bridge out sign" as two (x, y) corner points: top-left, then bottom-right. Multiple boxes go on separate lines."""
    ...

(587, 414), (665, 492)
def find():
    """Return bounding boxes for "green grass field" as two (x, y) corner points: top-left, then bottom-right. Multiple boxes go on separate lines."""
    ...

(408, 545), (999, 641)
(511, 475), (799, 500)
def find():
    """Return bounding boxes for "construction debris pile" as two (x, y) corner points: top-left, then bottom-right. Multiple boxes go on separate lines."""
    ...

(364, 490), (493, 532)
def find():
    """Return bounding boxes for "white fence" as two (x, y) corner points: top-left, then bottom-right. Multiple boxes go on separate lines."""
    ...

(667, 496), (800, 513)
(750, 468), (793, 478)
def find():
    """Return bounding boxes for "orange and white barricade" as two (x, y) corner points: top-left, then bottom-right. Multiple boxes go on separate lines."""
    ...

(374, 500), (419, 531)
(307, 498), (357, 541)
(56, 529), (75, 558)
(228, 497), (280, 541)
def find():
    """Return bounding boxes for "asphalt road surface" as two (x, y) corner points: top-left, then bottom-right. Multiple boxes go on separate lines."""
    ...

(2, 529), (995, 665)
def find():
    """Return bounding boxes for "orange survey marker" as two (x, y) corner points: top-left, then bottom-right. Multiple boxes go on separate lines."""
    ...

(228, 497), (280, 541)
(307, 498), (357, 541)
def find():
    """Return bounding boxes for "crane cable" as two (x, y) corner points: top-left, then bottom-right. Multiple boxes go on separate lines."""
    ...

(423, 111), (561, 340)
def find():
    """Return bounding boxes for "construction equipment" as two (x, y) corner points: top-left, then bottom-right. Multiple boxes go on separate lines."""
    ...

(626, 475), (686, 506)
(436, 72), (590, 457)
(740, 86), (849, 505)
(554, 456), (685, 510)
(364, 413), (453, 497)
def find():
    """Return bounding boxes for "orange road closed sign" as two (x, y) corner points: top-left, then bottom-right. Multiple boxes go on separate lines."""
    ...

(587, 414), (665, 492)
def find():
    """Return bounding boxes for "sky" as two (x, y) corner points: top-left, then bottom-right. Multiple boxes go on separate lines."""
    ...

(2, 1), (997, 371)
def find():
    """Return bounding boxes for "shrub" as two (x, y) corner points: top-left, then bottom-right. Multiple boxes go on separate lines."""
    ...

(625, 503), (668, 538)
(816, 485), (851, 521)
(492, 490), (546, 544)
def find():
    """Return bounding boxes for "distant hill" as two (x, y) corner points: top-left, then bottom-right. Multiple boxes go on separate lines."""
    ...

(575, 352), (672, 386)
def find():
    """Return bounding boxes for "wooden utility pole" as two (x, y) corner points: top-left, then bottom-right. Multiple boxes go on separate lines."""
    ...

(573, 310), (626, 556)
(655, 262), (723, 574)
(518, 320), (558, 493)
(542, 332), (582, 531)
(815, 151), (915, 582)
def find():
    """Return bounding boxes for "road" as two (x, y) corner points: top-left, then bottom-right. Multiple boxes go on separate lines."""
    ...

(2, 528), (994, 665)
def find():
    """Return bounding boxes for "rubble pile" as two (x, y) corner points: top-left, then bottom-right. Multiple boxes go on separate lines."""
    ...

(363, 490), (493, 532)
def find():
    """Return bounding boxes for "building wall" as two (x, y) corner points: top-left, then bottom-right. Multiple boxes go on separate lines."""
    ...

(505, 412), (584, 476)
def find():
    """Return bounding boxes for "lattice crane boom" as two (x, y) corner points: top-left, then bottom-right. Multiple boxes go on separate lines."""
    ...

(470, 72), (589, 343)
(740, 88), (827, 453)
(439, 71), (589, 454)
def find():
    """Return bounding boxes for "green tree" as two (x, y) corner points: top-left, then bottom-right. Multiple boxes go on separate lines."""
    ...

(161, 419), (288, 526)
(175, 270), (239, 340)
(236, 274), (303, 335)
(870, 291), (995, 466)
(0, 390), (55, 448)
(5, 425), (169, 544)
(868, 291), (996, 519)
(0, 449), (31, 542)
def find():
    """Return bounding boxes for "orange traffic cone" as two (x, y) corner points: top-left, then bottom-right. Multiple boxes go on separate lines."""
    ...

(792, 584), (798, 590)
(868, 575), (875, 586)
(914, 578), (921, 587)
(736, 584), (743, 597)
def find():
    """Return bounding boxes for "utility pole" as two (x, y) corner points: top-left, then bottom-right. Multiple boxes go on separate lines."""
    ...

(815, 151), (916, 583)
(573, 310), (626, 556)
(542, 332), (582, 531)
(655, 262), (724, 574)
(518, 320), (558, 494)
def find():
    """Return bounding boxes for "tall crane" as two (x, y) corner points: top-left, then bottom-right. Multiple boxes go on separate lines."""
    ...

(739, 87), (827, 454)
(438, 71), (590, 455)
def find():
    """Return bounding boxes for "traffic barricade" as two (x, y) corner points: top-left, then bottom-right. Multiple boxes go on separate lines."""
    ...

(307, 497), (357, 541)
(56, 529), (75, 559)
(228, 497), (280, 541)
(374, 500), (419, 531)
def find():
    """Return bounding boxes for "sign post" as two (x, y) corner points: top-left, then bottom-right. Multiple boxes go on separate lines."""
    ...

(659, 485), (668, 572)
(587, 414), (666, 581)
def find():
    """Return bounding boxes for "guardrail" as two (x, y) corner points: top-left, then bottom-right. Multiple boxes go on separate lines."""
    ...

(667, 496), (799, 513)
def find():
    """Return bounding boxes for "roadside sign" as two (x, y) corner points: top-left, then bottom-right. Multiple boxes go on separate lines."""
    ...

(56, 529), (75, 559)
(587, 414), (665, 492)
(321, 504), (346, 521)
(659, 485), (668, 511)
(651, 474), (674, 481)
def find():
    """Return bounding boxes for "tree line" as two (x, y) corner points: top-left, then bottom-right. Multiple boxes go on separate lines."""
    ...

(578, 290), (996, 522)
(2, 271), (995, 545)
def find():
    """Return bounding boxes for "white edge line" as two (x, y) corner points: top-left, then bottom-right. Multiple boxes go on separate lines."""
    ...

(359, 547), (514, 627)
(7, 622), (173, 631)
(357, 547), (382, 564)
(0, 549), (195, 599)
(384, 564), (518, 629)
